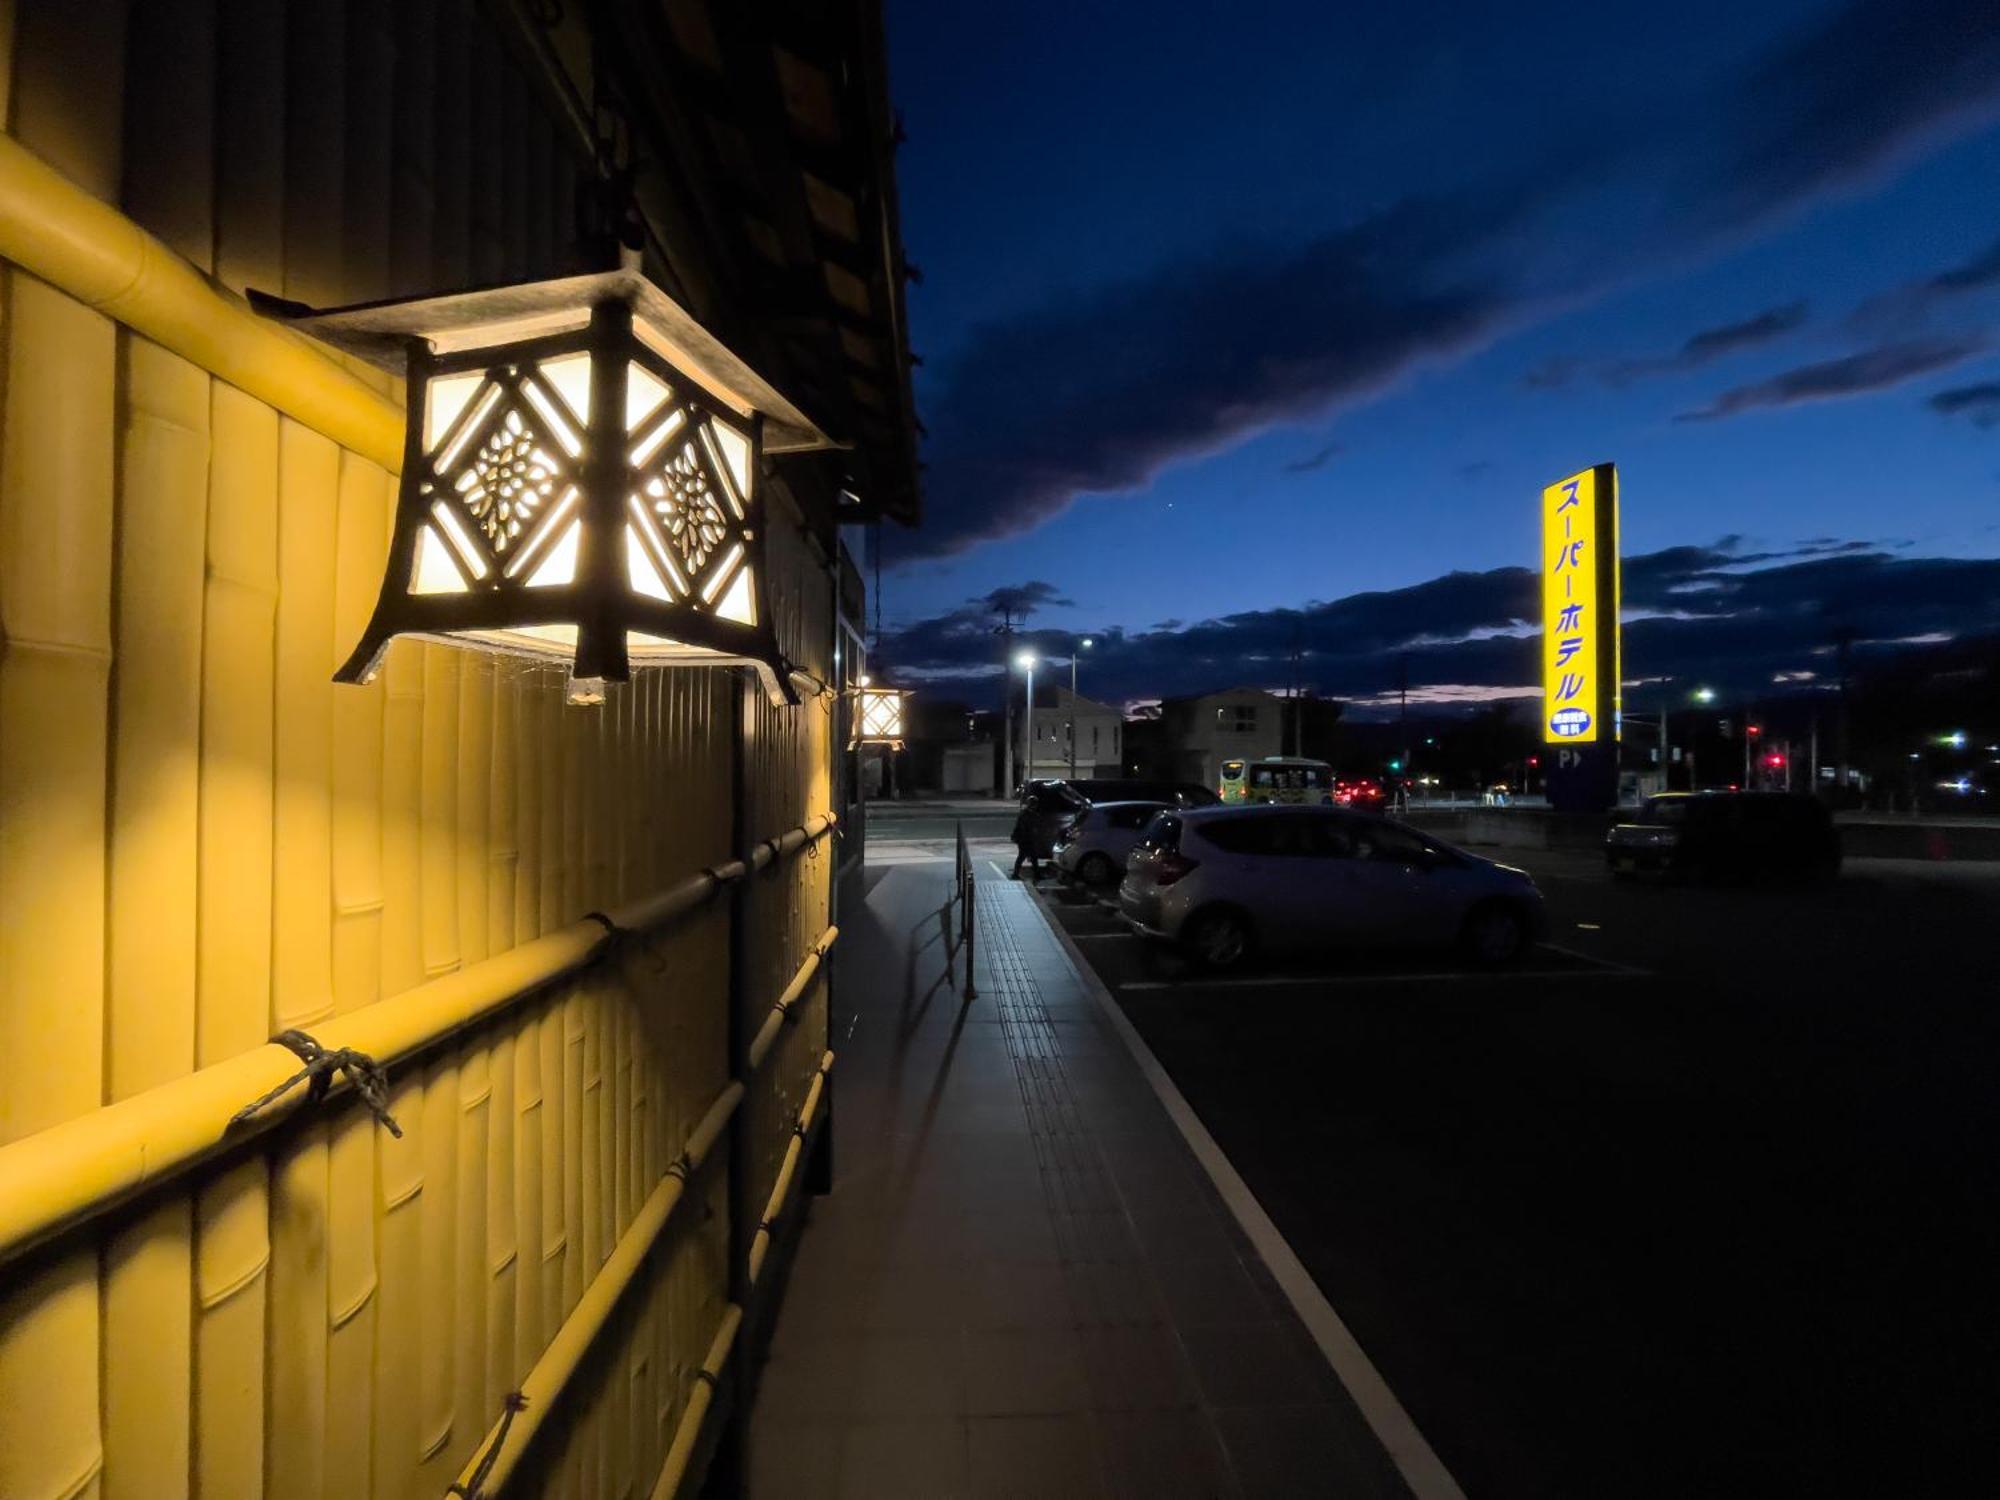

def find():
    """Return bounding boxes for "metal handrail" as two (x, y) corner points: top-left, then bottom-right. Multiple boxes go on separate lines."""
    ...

(955, 820), (977, 1000)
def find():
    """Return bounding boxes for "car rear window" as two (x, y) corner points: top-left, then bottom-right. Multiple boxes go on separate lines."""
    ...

(1110, 803), (1165, 829)
(1136, 813), (1181, 853)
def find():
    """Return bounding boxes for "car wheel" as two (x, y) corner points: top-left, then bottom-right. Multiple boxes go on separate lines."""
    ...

(1183, 908), (1252, 972)
(1078, 851), (1118, 886)
(1460, 902), (1530, 967)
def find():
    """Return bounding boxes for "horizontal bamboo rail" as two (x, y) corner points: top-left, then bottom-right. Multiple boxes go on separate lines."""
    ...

(649, 1049), (836, 1500)
(450, 1012), (838, 1495)
(0, 813), (836, 1267)
(655, 1306), (743, 1500)
(0, 131), (404, 472)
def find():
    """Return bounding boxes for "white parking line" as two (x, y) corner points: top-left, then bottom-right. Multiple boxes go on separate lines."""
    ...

(1538, 941), (1653, 977)
(1029, 887), (1469, 1500)
(1121, 966), (1614, 991)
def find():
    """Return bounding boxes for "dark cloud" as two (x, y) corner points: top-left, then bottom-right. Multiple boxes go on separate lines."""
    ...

(1701, 0), (2000, 228)
(978, 580), (1072, 615)
(1518, 357), (1581, 392)
(1458, 460), (1495, 481)
(1929, 380), (2000, 426)
(1601, 302), (1809, 385)
(877, 546), (2000, 713)
(1282, 441), (1343, 474)
(902, 192), (1525, 558)
(1675, 336), (1986, 421)
(894, 0), (2000, 562)
(1927, 231), (2000, 295)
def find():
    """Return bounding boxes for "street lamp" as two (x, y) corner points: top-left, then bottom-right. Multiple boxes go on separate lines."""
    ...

(1069, 637), (1094, 776)
(260, 264), (827, 706)
(1016, 650), (1038, 788)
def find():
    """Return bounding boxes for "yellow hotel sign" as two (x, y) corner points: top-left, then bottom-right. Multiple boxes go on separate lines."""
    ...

(1541, 463), (1620, 745)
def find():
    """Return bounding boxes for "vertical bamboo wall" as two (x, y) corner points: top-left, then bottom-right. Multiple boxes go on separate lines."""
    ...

(0, 3), (834, 1497)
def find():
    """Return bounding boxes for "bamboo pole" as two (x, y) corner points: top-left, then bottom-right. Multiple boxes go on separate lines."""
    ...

(0, 816), (836, 1267)
(0, 131), (404, 472)
(0, 269), (116, 1500)
(649, 1050), (836, 1500)
(267, 420), (341, 1498)
(448, 935), (840, 1496)
(100, 334), (205, 1500)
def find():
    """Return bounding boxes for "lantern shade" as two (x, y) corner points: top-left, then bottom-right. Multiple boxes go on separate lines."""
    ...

(259, 268), (834, 704)
(853, 684), (908, 748)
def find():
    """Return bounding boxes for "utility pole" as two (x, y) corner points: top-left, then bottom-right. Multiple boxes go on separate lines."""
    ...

(1835, 627), (1853, 800)
(1287, 619), (1304, 757)
(1068, 637), (1093, 777)
(994, 604), (1019, 795)
(1398, 653), (1409, 789)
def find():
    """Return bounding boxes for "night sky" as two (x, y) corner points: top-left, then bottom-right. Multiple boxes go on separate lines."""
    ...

(866, 0), (2000, 711)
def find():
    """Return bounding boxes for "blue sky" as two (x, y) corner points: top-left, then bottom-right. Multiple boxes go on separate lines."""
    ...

(867, 0), (2000, 704)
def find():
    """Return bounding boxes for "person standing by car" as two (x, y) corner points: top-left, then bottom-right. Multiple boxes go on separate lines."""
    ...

(1011, 800), (1048, 879)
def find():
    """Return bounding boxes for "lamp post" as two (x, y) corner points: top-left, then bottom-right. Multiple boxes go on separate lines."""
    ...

(1069, 637), (1093, 777)
(1017, 650), (1038, 789)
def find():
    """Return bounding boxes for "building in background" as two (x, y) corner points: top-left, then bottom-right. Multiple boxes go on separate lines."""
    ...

(1156, 687), (1285, 789)
(0, 4), (917, 1497)
(1026, 686), (1124, 779)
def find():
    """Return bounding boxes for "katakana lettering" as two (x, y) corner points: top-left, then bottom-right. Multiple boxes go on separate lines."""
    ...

(1556, 672), (1586, 702)
(1556, 603), (1582, 632)
(1556, 480), (1582, 512)
(1554, 539), (1584, 571)
(1555, 635), (1583, 667)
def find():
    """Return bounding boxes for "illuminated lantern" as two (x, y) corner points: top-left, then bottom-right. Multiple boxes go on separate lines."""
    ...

(851, 678), (909, 749)
(259, 266), (830, 704)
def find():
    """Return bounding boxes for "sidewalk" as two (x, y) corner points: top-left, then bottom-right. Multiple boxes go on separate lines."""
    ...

(746, 849), (1414, 1498)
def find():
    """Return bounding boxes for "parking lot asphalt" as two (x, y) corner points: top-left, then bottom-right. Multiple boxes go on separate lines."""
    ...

(1029, 849), (2000, 1499)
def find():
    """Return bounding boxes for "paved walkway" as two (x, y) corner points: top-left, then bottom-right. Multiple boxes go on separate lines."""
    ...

(746, 848), (1412, 1498)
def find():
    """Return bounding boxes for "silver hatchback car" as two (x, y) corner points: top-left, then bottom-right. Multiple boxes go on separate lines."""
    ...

(1118, 805), (1547, 969)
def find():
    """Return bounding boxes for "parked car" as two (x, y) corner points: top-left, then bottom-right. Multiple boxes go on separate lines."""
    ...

(1118, 805), (1547, 970)
(1026, 777), (1219, 809)
(1607, 792), (1841, 881)
(1053, 800), (1171, 886)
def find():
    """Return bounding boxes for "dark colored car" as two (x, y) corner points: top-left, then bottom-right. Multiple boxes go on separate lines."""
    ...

(1027, 777), (1219, 809)
(1606, 792), (1841, 881)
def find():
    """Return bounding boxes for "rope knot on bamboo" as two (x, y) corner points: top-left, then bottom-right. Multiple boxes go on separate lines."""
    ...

(229, 1029), (404, 1138)
(449, 1391), (529, 1499)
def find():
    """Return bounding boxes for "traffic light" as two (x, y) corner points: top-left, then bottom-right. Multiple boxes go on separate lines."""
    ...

(1388, 758), (1404, 772)
(1747, 724), (1762, 739)
(1527, 755), (1540, 768)
(1764, 752), (1785, 768)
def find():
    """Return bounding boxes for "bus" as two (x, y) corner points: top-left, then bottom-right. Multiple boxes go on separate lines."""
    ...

(1218, 756), (1335, 805)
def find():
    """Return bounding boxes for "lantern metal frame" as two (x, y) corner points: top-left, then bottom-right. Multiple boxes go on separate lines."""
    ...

(258, 267), (834, 705)
(851, 682), (910, 750)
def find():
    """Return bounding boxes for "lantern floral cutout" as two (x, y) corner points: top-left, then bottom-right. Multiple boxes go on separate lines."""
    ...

(258, 266), (831, 704)
(852, 680), (909, 749)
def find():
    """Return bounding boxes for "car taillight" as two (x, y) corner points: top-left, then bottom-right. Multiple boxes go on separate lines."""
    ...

(1155, 852), (1199, 886)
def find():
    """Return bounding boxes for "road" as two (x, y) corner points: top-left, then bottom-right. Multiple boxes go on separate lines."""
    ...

(1000, 837), (2000, 1497)
(861, 800), (1016, 844)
